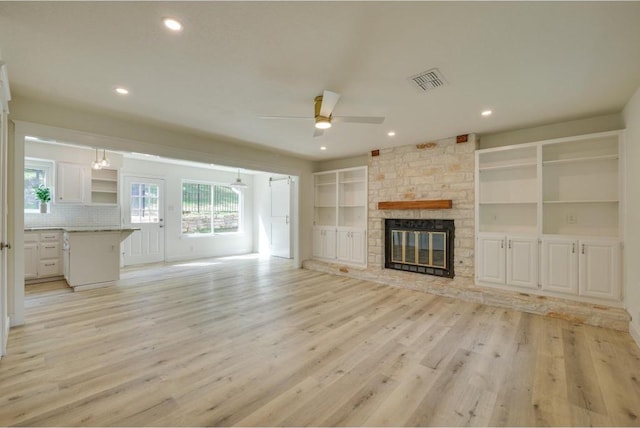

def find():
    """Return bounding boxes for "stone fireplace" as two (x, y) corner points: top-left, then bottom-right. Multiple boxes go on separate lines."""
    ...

(384, 218), (455, 278)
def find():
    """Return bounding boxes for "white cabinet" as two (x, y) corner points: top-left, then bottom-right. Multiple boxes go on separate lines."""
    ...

(476, 131), (623, 304)
(56, 162), (89, 204)
(542, 237), (620, 300)
(23, 241), (38, 280)
(477, 234), (537, 289)
(313, 167), (367, 266)
(506, 236), (538, 289)
(477, 234), (506, 285)
(313, 226), (336, 260)
(91, 168), (119, 205)
(337, 228), (366, 265)
(65, 231), (121, 288)
(24, 231), (63, 281)
(541, 237), (579, 294)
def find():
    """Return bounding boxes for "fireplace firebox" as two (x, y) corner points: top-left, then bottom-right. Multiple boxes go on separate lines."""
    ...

(384, 219), (455, 278)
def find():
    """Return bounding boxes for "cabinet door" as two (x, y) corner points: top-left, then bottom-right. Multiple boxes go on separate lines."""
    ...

(541, 238), (578, 295)
(312, 227), (324, 258)
(56, 162), (88, 204)
(579, 239), (620, 300)
(313, 227), (336, 260)
(336, 230), (350, 261)
(336, 228), (366, 265)
(477, 235), (506, 284)
(349, 229), (366, 265)
(323, 228), (336, 259)
(24, 242), (38, 280)
(507, 236), (538, 289)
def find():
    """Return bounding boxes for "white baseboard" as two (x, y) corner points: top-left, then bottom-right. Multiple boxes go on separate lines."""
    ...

(630, 321), (640, 350)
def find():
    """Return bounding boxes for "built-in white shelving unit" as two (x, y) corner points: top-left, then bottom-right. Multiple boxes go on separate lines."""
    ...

(313, 166), (367, 266)
(475, 131), (623, 304)
(91, 168), (119, 205)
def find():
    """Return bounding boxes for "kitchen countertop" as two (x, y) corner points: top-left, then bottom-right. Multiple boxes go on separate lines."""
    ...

(25, 227), (139, 233)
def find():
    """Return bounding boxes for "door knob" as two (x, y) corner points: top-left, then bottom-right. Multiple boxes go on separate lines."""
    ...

(0, 242), (10, 250)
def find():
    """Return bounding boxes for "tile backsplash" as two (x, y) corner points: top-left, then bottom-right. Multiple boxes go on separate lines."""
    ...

(25, 204), (121, 228)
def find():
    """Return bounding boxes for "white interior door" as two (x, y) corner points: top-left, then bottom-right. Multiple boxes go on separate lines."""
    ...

(270, 176), (291, 259)
(122, 176), (165, 266)
(0, 62), (10, 356)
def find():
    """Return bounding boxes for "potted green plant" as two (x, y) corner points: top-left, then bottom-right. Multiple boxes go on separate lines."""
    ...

(34, 184), (51, 213)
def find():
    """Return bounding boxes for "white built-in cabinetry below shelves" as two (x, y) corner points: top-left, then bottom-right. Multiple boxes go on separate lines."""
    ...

(475, 131), (623, 305)
(313, 167), (367, 266)
(55, 162), (119, 206)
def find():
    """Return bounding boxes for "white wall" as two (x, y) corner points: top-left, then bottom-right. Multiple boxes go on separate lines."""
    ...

(479, 113), (624, 148)
(623, 86), (640, 344)
(120, 158), (254, 261)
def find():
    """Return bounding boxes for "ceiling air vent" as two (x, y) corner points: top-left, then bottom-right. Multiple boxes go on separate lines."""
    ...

(409, 68), (447, 92)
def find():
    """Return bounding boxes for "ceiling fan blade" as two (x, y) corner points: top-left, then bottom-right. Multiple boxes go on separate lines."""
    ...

(260, 115), (313, 120)
(319, 90), (340, 117)
(333, 116), (385, 124)
(313, 128), (324, 137)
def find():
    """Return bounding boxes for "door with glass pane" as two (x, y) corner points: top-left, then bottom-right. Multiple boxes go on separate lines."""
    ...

(122, 176), (165, 266)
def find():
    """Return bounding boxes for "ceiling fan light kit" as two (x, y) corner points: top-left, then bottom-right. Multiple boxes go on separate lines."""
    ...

(263, 89), (385, 136)
(314, 116), (332, 129)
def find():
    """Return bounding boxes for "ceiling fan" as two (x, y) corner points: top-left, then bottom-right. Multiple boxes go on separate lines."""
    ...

(261, 90), (385, 137)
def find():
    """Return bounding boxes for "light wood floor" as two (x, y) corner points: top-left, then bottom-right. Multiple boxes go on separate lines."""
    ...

(2, 254), (640, 427)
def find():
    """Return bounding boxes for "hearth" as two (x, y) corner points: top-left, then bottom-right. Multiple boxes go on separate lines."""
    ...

(384, 219), (455, 278)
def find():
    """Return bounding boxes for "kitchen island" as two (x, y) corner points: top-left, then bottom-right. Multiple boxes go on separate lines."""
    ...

(61, 228), (137, 290)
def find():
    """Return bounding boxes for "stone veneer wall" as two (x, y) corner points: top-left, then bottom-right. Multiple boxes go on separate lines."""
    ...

(303, 134), (630, 331)
(368, 135), (476, 281)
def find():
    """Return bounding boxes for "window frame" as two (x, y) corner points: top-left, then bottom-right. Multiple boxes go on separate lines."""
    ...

(181, 179), (243, 236)
(24, 158), (54, 214)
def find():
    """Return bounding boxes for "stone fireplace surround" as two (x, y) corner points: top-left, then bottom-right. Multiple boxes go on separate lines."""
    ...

(303, 135), (630, 331)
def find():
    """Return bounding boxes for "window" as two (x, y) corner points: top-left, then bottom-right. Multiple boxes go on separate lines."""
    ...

(24, 159), (53, 213)
(182, 182), (241, 234)
(129, 183), (160, 223)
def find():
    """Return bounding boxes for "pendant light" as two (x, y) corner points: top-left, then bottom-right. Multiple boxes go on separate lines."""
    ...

(91, 148), (102, 170)
(229, 169), (248, 190)
(100, 149), (111, 168)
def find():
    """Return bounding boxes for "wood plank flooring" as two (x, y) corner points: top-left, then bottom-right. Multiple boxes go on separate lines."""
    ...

(1, 254), (639, 426)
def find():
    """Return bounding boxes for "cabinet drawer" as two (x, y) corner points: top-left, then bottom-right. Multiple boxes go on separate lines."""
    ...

(38, 259), (61, 277)
(39, 242), (60, 258)
(40, 232), (61, 241)
(24, 232), (39, 243)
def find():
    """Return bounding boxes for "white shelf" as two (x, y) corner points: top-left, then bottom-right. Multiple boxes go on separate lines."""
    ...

(339, 179), (365, 184)
(92, 190), (118, 194)
(339, 204), (366, 208)
(543, 200), (618, 204)
(480, 201), (537, 205)
(92, 177), (118, 182)
(315, 182), (336, 187)
(479, 162), (537, 172)
(542, 154), (618, 166)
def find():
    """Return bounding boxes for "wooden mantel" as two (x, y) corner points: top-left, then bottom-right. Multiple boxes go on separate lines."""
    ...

(377, 200), (453, 210)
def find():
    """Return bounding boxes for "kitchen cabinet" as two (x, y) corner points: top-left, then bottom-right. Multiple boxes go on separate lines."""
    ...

(56, 162), (89, 204)
(24, 231), (63, 281)
(64, 230), (122, 288)
(91, 168), (119, 205)
(542, 237), (620, 300)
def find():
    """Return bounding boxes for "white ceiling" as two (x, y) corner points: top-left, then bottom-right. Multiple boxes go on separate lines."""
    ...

(1, 2), (640, 161)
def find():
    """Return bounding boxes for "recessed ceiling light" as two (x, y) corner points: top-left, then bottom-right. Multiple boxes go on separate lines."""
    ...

(320, 146), (327, 151)
(115, 87), (129, 95)
(163, 18), (183, 32)
(387, 131), (396, 137)
(481, 110), (493, 117)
